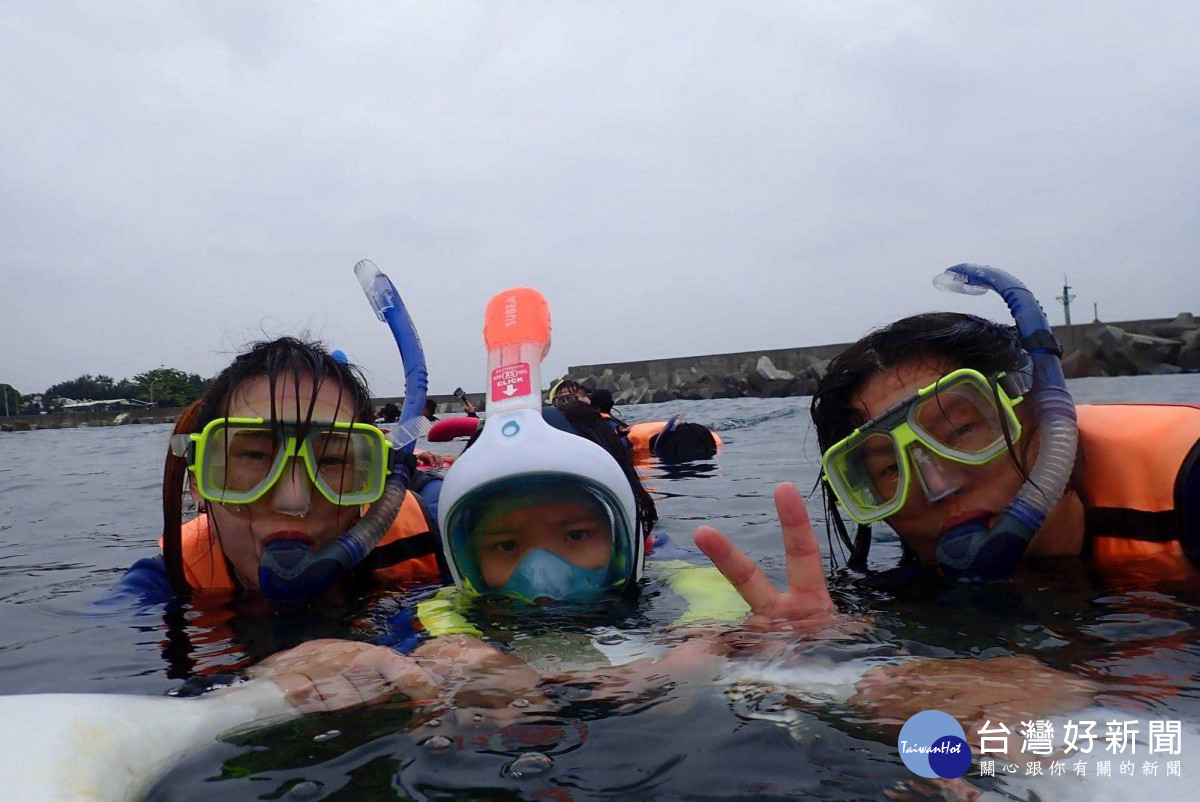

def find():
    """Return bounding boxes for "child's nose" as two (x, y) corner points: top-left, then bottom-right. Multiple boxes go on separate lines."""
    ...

(269, 458), (312, 516)
(909, 444), (971, 503)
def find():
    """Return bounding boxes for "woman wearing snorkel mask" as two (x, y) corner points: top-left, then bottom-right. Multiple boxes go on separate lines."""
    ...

(103, 262), (469, 710)
(97, 334), (454, 713)
(807, 265), (1200, 583)
(115, 336), (447, 605)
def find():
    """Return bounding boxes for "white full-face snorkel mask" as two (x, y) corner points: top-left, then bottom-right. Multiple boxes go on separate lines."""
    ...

(437, 288), (642, 604)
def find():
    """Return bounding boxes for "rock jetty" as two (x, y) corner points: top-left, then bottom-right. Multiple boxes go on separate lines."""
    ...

(562, 313), (1200, 405)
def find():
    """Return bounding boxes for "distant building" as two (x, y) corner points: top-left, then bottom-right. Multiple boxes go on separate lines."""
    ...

(60, 398), (155, 413)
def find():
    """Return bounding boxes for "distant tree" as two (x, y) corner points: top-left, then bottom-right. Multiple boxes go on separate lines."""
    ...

(132, 368), (210, 407)
(114, 378), (140, 398)
(0, 383), (20, 416)
(42, 369), (210, 408)
(45, 374), (116, 401)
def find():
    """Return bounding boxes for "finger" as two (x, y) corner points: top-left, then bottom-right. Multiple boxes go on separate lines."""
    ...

(312, 672), (370, 710)
(693, 525), (781, 613)
(775, 483), (833, 609)
(273, 670), (328, 714)
(356, 649), (440, 701)
(255, 639), (349, 675)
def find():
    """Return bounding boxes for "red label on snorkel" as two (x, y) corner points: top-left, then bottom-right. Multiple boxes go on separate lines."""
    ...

(491, 362), (532, 402)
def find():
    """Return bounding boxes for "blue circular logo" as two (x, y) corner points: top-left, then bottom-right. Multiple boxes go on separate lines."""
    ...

(897, 710), (971, 778)
(501, 420), (520, 437)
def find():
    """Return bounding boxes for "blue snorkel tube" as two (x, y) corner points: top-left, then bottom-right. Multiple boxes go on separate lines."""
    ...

(258, 260), (429, 602)
(651, 415), (682, 460)
(933, 264), (1079, 580)
(354, 259), (430, 436)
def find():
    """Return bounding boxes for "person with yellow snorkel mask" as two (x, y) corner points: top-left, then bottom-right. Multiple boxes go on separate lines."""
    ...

(809, 264), (1200, 583)
(103, 261), (458, 710)
(114, 261), (449, 611)
(697, 264), (1199, 590)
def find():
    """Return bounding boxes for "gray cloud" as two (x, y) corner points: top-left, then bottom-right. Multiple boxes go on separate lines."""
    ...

(2, 1), (1197, 397)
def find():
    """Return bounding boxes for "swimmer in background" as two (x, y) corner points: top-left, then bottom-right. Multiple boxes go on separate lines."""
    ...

(556, 380), (721, 464)
(454, 387), (480, 418)
(549, 379), (590, 408)
(376, 402), (401, 423)
(588, 388), (631, 438)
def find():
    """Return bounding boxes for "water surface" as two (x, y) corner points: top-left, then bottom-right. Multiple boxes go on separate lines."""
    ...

(1, 375), (1197, 799)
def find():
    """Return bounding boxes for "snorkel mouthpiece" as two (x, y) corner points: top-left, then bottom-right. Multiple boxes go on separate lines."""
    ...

(259, 539), (354, 602)
(932, 264), (1078, 580)
(258, 260), (427, 604)
(257, 454), (416, 602)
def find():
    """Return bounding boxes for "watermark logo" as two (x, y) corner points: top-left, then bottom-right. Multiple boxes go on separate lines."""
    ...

(898, 710), (973, 779)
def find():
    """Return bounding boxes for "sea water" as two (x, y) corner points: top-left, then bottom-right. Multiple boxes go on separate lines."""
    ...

(0, 375), (1197, 799)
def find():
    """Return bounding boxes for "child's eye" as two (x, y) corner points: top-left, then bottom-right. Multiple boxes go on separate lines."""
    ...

(492, 540), (519, 553)
(565, 529), (592, 542)
(949, 422), (976, 441)
(236, 450), (272, 462)
(869, 462), (899, 482)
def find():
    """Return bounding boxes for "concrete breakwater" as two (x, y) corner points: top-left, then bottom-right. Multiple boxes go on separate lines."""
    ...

(1, 407), (185, 432)
(564, 315), (1200, 405)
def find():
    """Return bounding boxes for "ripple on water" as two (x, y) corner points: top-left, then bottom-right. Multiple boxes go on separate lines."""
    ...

(421, 735), (453, 754)
(1080, 616), (1192, 642)
(502, 751), (554, 779)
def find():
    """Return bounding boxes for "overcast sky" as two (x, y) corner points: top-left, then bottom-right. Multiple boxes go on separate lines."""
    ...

(2, 1), (1197, 398)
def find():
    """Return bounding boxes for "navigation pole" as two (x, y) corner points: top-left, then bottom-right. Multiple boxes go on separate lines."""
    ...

(1056, 275), (1077, 345)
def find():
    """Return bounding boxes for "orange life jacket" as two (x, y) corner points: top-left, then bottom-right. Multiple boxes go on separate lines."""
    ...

(626, 421), (724, 452)
(1076, 403), (1200, 577)
(170, 490), (444, 591)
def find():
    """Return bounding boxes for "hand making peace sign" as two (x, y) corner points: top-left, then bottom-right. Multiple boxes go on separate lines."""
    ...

(693, 482), (838, 628)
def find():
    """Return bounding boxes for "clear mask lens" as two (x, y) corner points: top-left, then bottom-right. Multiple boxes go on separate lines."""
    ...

(833, 432), (903, 513)
(911, 379), (1009, 459)
(306, 429), (382, 500)
(908, 443), (968, 503)
(823, 370), (1020, 523)
(202, 425), (284, 501)
(196, 420), (386, 506)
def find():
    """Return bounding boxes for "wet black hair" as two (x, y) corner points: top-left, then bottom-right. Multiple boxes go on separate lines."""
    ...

(421, 399), (436, 418)
(196, 336), (374, 427)
(650, 422), (718, 463)
(589, 388), (615, 414)
(558, 404), (659, 538)
(163, 337), (375, 595)
(809, 313), (1027, 569)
